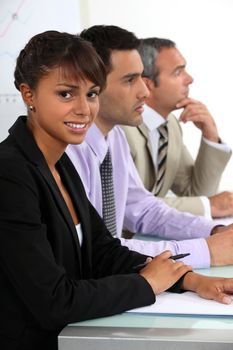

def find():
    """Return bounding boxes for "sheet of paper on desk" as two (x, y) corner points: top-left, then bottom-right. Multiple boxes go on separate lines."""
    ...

(128, 291), (233, 316)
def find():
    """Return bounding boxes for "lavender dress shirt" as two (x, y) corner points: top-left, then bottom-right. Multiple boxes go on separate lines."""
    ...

(67, 124), (216, 268)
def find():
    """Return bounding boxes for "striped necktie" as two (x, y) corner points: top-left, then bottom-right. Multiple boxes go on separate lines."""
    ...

(155, 123), (168, 195)
(100, 149), (117, 237)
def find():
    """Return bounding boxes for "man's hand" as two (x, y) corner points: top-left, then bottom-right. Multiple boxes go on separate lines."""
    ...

(182, 272), (233, 305)
(207, 225), (233, 266)
(176, 98), (219, 142)
(209, 191), (233, 218)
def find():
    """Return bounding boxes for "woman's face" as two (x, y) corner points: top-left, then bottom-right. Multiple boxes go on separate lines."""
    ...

(24, 67), (100, 151)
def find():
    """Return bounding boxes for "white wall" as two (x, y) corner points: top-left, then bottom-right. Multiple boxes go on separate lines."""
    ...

(83, 0), (233, 191)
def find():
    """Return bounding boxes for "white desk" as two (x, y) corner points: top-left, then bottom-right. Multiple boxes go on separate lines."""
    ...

(58, 265), (233, 350)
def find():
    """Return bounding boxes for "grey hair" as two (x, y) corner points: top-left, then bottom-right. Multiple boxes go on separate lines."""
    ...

(138, 37), (175, 86)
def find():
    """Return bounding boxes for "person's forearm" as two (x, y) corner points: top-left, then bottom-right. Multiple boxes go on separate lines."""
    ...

(181, 271), (200, 292)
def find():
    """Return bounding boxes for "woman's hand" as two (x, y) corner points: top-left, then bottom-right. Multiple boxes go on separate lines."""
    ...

(139, 250), (192, 294)
(182, 272), (233, 304)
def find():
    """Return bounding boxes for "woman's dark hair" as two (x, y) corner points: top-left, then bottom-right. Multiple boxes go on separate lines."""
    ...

(14, 30), (106, 91)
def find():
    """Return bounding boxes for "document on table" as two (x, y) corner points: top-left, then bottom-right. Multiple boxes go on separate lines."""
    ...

(128, 291), (233, 316)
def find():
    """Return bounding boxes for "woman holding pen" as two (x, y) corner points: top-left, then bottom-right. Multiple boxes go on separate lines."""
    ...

(0, 30), (233, 350)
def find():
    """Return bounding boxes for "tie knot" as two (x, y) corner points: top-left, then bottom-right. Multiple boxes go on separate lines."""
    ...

(102, 149), (111, 163)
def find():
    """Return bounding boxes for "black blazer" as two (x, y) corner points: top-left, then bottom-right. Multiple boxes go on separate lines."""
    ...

(0, 117), (155, 350)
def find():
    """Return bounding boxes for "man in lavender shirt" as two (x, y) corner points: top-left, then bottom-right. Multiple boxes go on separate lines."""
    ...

(67, 25), (233, 269)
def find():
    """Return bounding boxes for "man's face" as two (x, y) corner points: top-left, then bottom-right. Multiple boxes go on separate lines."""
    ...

(148, 47), (193, 117)
(97, 49), (149, 134)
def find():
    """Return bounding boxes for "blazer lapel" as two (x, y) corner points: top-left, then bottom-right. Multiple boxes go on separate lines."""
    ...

(38, 163), (82, 260)
(138, 117), (171, 196)
(9, 116), (83, 273)
(138, 124), (159, 193)
(138, 124), (154, 157)
(57, 155), (93, 276)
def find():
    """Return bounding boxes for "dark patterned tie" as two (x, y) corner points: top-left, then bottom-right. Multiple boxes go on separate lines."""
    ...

(155, 123), (168, 195)
(100, 149), (117, 237)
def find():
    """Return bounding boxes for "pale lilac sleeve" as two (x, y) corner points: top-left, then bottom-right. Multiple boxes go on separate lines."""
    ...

(124, 151), (216, 239)
(120, 237), (210, 269)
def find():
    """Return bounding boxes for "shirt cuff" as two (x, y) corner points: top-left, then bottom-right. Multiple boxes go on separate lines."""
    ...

(168, 270), (193, 294)
(172, 238), (211, 269)
(120, 236), (211, 269)
(202, 136), (232, 153)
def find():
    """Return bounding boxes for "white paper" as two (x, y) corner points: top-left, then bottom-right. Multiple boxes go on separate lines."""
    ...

(128, 292), (233, 316)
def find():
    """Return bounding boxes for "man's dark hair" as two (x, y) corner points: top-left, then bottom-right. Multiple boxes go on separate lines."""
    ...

(138, 37), (175, 86)
(80, 25), (140, 74)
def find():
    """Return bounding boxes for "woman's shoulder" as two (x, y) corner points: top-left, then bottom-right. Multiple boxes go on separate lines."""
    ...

(0, 137), (38, 189)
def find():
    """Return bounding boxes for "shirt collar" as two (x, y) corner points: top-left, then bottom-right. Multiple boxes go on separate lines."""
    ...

(142, 104), (166, 131)
(85, 123), (111, 163)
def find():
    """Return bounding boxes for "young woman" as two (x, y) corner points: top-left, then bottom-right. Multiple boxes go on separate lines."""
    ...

(0, 30), (232, 350)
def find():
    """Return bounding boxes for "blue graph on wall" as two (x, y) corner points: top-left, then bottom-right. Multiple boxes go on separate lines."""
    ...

(0, 0), (81, 99)
(0, 0), (81, 140)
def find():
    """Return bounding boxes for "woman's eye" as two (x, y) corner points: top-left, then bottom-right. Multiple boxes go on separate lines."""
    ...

(59, 91), (72, 99)
(87, 90), (99, 98)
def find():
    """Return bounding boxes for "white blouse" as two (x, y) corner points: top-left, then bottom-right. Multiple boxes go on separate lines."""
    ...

(75, 223), (83, 246)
